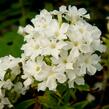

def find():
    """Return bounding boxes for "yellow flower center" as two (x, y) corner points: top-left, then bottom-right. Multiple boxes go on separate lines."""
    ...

(51, 43), (56, 48)
(35, 65), (41, 73)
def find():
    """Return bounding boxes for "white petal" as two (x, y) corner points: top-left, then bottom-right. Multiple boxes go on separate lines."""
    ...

(66, 63), (73, 70)
(78, 8), (87, 15)
(24, 24), (33, 33)
(68, 80), (74, 88)
(75, 77), (85, 85)
(60, 23), (69, 34)
(23, 78), (33, 88)
(17, 26), (24, 35)
(50, 19), (59, 33)
(38, 81), (47, 91)
(84, 14), (90, 19)
(56, 73), (67, 83)
(98, 44), (106, 53)
(60, 50), (68, 59)
(46, 77), (57, 91)
(80, 44), (91, 53)
(51, 49), (60, 59)
(59, 5), (67, 13)
(66, 70), (76, 81)
(95, 63), (102, 71)
(57, 41), (67, 49)
(70, 48), (80, 58)
(79, 64), (86, 75)
(87, 65), (96, 75)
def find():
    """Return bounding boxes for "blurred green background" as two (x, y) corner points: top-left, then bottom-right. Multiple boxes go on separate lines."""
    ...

(0, 0), (109, 57)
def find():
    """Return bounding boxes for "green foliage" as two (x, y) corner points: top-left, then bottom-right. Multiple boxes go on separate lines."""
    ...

(0, 30), (23, 57)
(38, 84), (90, 109)
(38, 91), (58, 109)
(102, 105), (109, 109)
(44, 2), (54, 11)
(15, 99), (36, 109)
(75, 84), (90, 91)
(72, 100), (89, 109)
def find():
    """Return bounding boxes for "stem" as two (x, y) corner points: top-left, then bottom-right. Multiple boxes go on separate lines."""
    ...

(19, 0), (26, 25)
(98, 69), (108, 108)
(58, 14), (62, 27)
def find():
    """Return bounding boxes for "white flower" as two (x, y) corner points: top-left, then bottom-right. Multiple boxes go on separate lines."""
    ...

(38, 66), (67, 91)
(17, 26), (25, 36)
(21, 39), (43, 60)
(0, 97), (13, 109)
(65, 6), (89, 23)
(2, 79), (13, 90)
(0, 90), (13, 109)
(51, 5), (67, 15)
(42, 39), (67, 59)
(87, 93), (95, 102)
(91, 39), (106, 53)
(52, 50), (74, 73)
(50, 19), (69, 40)
(22, 74), (33, 89)
(31, 9), (52, 29)
(13, 82), (26, 95)
(0, 55), (20, 80)
(68, 76), (85, 88)
(78, 54), (101, 75)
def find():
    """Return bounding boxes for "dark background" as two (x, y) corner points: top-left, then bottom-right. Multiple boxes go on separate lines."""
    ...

(0, 0), (109, 34)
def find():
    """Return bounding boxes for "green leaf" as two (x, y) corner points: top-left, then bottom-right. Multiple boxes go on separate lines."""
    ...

(15, 99), (36, 109)
(44, 2), (53, 11)
(38, 91), (57, 108)
(76, 84), (90, 91)
(72, 100), (89, 109)
(57, 84), (67, 95)
(58, 104), (74, 109)
(63, 89), (71, 102)
(102, 105), (109, 109)
(0, 30), (23, 57)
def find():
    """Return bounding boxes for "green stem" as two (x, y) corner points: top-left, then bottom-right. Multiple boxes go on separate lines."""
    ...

(19, 0), (26, 25)
(58, 14), (62, 27)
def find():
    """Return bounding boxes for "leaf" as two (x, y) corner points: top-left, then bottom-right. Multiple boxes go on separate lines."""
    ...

(44, 2), (53, 11)
(38, 91), (57, 108)
(102, 105), (109, 109)
(0, 30), (23, 57)
(75, 84), (90, 91)
(57, 84), (67, 95)
(72, 100), (89, 109)
(63, 89), (71, 102)
(15, 99), (36, 109)
(58, 104), (74, 109)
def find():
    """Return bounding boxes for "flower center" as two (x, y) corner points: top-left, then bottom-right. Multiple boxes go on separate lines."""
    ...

(51, 43), (56, 48)
(55, 32), (60, 37)
(84, 58), (90, 64)
(74, 42), (80, 47)
(79, 28), (84, 33)
(35, 65), (41, 73)
(63, 59), (67, 64)
(35, 45), (40, 49)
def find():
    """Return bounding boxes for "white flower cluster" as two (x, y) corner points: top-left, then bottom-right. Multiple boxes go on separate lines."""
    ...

(20, 5), (106, 91)
(0, 5), (106, 108)
(0, 56), (26, 108)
